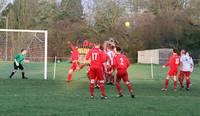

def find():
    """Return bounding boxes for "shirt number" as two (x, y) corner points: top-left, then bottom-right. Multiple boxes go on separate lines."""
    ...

(120, 58), (124, 65)
(92, 53), (98, 60)
(175, 58), (179, 64)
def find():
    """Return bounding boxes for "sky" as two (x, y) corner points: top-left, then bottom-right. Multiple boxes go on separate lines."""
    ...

(81, 0), (96, 25)
(0, 0), (15, 14)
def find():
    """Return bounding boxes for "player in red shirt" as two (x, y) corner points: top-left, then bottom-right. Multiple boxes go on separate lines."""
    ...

(85, 42), (107, 99)
(162, 49), (180, 91)
(66, 41), (80, 82)
(112, 47), (135, 98)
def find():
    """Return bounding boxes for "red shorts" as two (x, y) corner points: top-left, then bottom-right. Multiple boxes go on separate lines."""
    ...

(168, 68), (178, 76)
(179, 71), (191, 78)
(116, 69), (129, 82)
(88, 66), (104, 81)
(71, 62), (78, 71)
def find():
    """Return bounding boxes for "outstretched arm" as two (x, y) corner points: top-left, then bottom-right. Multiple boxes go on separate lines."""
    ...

(67, 41), (76, 51)
(163, 55), (172, 68)
(24, 59), (30, 63)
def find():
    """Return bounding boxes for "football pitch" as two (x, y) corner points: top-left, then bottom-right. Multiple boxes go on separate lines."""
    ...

(0, 62), (199, 116)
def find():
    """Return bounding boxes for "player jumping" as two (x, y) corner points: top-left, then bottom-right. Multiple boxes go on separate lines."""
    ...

(9, 49), (29, 79)
(85, 41), (107, 99)
(112, 47), (135, 98)
(66, 41), (80, 82)
(162, 49), (180, 91)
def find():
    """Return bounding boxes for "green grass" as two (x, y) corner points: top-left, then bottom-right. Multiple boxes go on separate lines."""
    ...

(0, 62), (200, 116)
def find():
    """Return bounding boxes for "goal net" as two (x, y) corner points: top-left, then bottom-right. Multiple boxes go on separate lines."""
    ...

(0, 29), (48, 80)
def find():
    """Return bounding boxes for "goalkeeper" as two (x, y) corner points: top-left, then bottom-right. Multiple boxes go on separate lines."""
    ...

(9, 49), (29, 79)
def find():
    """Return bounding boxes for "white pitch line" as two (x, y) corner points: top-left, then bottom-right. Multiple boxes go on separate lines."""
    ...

(0, 94), (199, 99)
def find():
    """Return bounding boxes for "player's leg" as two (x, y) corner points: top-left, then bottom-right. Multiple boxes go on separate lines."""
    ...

(67, 61), (80, 82)
(105, 73), (110, 84)
(90, 79), (95, 98)
(185, 72), (191, 91)
(109, 66), (114, 85)
(88, 67), (96, 98)
(76, 62), (80, 70)
(173, 75), (177, 91)
(95, 77), (100, 89)
(19, 64), (27, 79)
(178, 71), (184, 88)
(173, 69), (178, 91)
(97, 67), (107, 99)
(86, 67), (91, 80)
(162, 75), (170, 91)
(116, 73), (123, 97)
(67, 69), (74, 82)
(67, 62), (78, 82)
(9, 62), (18, 78)
(110, 74), (115, 85)
(122, 72), (135, 98)
(105, 66), (110, 84)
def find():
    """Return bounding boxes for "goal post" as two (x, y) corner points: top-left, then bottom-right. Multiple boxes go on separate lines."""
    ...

(0, 29), (48, 80)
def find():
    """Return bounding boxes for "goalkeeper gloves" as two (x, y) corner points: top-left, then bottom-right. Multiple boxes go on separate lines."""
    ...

(15, 59), (19, 66)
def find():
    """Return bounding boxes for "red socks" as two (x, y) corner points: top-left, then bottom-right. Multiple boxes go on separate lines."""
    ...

(174, 81), (177, 90)
(67, 74), (72, 82)
(116, 82), (122, 95)
(90, 83), (94, 96)
(106, 74), (114, 84)
(110, 75), (114, 84)
(165, 79), (169, 89)
(90, 81), (106, 97)
(106, 74), (109, 83)
(99, 83), (106, 96)
(126, 83), (134, 95)
(186, 78), (190, 89)
(116, 82), (134, 95)
(164, 79), (177, 90)
(178, 77), (183, 87)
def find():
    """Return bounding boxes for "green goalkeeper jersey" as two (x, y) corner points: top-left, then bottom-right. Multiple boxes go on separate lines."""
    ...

(15, 53), (24, 64)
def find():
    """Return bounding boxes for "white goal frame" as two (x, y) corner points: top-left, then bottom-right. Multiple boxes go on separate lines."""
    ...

(0, 29), (48, 80)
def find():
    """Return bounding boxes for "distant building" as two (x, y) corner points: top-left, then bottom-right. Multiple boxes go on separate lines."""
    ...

(138, 49), (173, 64)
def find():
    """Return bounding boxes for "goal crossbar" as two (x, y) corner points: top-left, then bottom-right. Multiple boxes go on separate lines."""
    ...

(0, 29), (48, 80)
(0, 29), (47, 33)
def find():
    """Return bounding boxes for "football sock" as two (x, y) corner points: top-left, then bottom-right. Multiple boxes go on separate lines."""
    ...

(106, 74), (109, 83)
(165, 79), (169, 89)
(178, 77), (183, 87)
(186, 78), (190, 89)
(126, 83), (134, 95)
(116, 82), (122, 95)
(9, 71), (15, 78)
(67, 74), (72, 81)
(99, 83), (106, 96)
(22, 72), (25, 78)
(110, 75), (114, 84)
(90, 83), (94, 96)
(174, 80), (177, 90)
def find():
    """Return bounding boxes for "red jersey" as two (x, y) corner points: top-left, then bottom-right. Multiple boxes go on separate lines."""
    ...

(86, 48), (105, 67)
(70, 44), (79, 61)
(113, 53), (130, 70)
(164, 53), (180, 69)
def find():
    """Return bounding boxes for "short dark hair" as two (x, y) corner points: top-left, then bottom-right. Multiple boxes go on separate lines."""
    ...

(173, 48), (178, 54)
(116, 47), (122, 52)
(100, 45), (104, 50)
(21, 49), (26, 52)
(94, 40), (101, 46)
